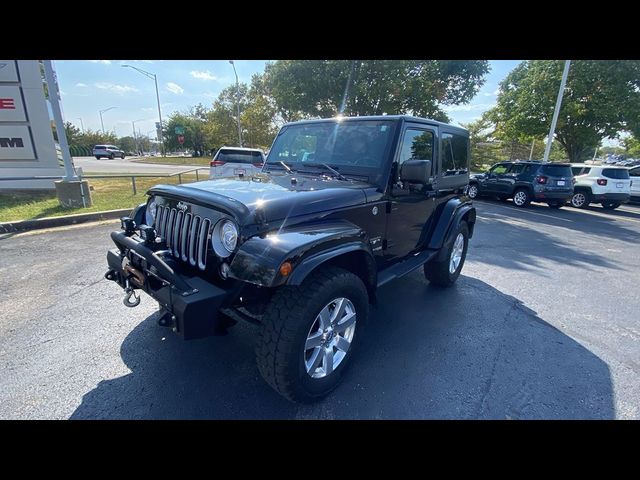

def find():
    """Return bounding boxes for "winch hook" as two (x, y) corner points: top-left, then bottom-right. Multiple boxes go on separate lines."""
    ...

(123, 286), (141, 307)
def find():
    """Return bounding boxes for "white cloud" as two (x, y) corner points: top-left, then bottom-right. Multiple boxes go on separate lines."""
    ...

(94, 82), (139, 94)
(75, 82), (87, 87)
(141, 107), (155, 112)
(190, 70), (217, 81)
(89, 60), (112, 65)
(443, 102), (495, 112)
(166, 82), (184, 95)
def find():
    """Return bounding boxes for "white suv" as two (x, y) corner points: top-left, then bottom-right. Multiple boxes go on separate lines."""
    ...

(629, 166), (640, 202)
(209, 147), (265, 178)
(569, 164), (631, 210)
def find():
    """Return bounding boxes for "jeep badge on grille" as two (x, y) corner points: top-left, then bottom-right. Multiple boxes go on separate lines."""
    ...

(177, 201), (188, 212)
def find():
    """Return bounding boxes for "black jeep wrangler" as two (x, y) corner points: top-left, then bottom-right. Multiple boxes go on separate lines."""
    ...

(105, 115), (476, 402)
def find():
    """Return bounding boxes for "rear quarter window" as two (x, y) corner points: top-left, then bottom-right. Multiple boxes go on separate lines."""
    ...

(540, 165), (572, 177)
(216, 150), (263, 163)
(602, 168), (630, 180)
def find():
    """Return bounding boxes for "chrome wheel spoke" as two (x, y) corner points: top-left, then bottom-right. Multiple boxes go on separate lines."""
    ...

(305, 332), (323, 350)
(334, 312), (356, 333)
(329, 298), (347, 325)
(323, 348), (334, 375)
(335, 336), (351, 352)
(306, 347), (323, 373)
(317, 306), (331, 330)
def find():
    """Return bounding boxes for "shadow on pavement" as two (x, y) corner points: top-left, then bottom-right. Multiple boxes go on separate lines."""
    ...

(70, 274), (614, 419)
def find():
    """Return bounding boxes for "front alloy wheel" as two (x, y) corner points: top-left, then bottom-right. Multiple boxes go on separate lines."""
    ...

(256, 266), (368, 403)
(467, 184), (479, 199)
(304, 298), (356, 378)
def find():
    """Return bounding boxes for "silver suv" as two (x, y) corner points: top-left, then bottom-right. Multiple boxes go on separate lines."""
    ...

(93, 145), (125, 160)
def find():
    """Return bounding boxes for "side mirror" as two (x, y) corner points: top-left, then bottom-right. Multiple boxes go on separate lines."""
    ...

(400, 159), (432, 184)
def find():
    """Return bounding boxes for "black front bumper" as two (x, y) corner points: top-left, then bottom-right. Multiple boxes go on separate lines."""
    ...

(106, 231), (232, 340)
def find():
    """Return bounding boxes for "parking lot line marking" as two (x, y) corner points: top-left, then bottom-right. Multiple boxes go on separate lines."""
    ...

(475, 200), (640, 224)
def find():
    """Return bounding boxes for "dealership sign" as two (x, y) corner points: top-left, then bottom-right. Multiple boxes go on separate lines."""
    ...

(0, 85), (27, 122)
(0, 125), (36, 160)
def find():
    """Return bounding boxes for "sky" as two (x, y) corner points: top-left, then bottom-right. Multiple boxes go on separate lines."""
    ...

(54, 60), (521, 138)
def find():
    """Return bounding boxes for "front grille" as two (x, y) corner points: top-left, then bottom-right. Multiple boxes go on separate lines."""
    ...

(155, 204), (212, 270)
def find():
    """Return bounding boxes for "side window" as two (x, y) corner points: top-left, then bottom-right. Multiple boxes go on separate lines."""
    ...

(509, 164), (525, 175)
(441, 133), (469, 176)
(583, 168), (591, 174)
(628, 168), (640, 177)
(571, 167), (582, 176)
(490, 164), (509, 175)
(398, 129), (434, 166)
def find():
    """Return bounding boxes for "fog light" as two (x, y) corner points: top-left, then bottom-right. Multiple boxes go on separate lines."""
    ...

(139, 225), (156, 244)
(121, 217), (136, 235)
(220, 262), (230, 279)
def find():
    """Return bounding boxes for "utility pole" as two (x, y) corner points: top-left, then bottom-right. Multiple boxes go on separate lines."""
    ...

(229, 60), (242, 147)
(529, 139), (535, 160)
(543, 60), (571, 162)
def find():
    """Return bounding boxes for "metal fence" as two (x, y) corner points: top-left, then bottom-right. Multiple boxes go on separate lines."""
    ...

(0, 167), (210, 194)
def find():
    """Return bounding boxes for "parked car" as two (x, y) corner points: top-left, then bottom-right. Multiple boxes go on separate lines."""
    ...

(104, 115), (476, 402)
(467, 160), (574, 208)
(93, 145), (125, 160)
(569, 164), (631, 210)
(628, 166), (640, 203)
(209, 147), (265, 178)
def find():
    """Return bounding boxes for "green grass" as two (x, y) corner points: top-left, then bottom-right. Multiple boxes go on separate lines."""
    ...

(0, 175), (198, 222)
(131, 156), (211, 166)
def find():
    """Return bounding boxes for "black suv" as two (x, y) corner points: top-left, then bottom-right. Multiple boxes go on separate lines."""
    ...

(467, 160), (574, 208)
(105, 115), (476, 402)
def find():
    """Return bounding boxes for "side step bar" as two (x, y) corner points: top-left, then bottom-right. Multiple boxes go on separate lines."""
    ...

(376, 248), (438, 288)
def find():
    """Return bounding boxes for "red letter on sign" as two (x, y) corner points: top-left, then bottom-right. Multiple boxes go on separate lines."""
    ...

(0, 98), (16, 109)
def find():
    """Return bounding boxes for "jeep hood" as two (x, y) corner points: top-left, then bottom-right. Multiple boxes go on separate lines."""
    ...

(148, 172), (369, 225)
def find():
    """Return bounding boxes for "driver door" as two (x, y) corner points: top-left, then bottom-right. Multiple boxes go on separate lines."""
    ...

(384, 125), (438, 263)
(483, 163), (510, 194)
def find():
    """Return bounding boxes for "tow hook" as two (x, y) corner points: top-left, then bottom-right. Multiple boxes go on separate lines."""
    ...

(123, 286), (141, 308)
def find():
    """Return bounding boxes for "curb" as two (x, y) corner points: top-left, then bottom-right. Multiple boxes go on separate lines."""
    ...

(0, 208), (130, 234)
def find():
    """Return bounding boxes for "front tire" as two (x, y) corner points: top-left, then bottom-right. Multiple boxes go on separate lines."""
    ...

(256, 266), (368, 403)
(512, 188), (531, 207)
(109, 153), (114, 159)
(121, 154), (125, 159)
(424, 222), (469, 287)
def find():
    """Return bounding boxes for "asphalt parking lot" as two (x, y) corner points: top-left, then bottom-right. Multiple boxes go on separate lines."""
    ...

(1, 200), (639, 419)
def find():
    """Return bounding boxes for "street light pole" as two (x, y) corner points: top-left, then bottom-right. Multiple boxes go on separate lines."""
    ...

(122, 64), (165, 156)
(77, 117), (85, 133)
(229, 60), (242, 147)
(543, 60), (571, 163)
(99, 106), (116, 134)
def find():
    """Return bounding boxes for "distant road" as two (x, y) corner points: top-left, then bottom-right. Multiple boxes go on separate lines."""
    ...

(72, 156), (207, 174)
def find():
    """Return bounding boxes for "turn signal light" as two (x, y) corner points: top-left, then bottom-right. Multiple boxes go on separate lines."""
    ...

(279, 262), (293, 276)
(597, 178), (608, 186)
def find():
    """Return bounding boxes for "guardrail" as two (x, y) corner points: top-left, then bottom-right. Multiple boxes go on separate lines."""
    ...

(0, 167), (210, 194)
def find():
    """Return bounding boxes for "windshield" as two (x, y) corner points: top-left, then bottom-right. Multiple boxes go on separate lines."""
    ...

(266, 120), (396, 174)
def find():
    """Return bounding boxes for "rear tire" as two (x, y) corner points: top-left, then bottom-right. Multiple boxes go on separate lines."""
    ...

(467, 183), (479, 199)
(424, 222), (469, 287)
(571, 190), (591, 209)
(109, 153), (114, 159)
(121, 154), (125, 159)
(602, 201), (621, 210)
(256, 266), (368, 403)
(512, 188), (531, 207)
(95, 156), (101, 160)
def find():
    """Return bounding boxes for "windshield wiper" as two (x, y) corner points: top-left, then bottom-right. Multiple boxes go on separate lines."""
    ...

(279, 160), (293, 174)
(304, 163), (349, 181)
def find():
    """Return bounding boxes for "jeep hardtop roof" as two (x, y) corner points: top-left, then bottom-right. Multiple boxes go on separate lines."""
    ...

(282, 115), (469, 136)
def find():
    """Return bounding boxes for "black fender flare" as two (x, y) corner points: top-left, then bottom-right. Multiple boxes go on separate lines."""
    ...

(427, 198), (476, 261)
(130, 203), (146, 226)
(228, 220), (374, 288)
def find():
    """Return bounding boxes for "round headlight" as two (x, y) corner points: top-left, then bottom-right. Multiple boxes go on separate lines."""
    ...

(145, 197), (157, 226)
(212, 219), (238, 258)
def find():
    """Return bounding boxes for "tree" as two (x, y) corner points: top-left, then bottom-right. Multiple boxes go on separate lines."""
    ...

(623, 136), (640, 158)
(118, 136), (137, 154)
(264, 60), (490, 121)
(487, 60), (640, 162)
